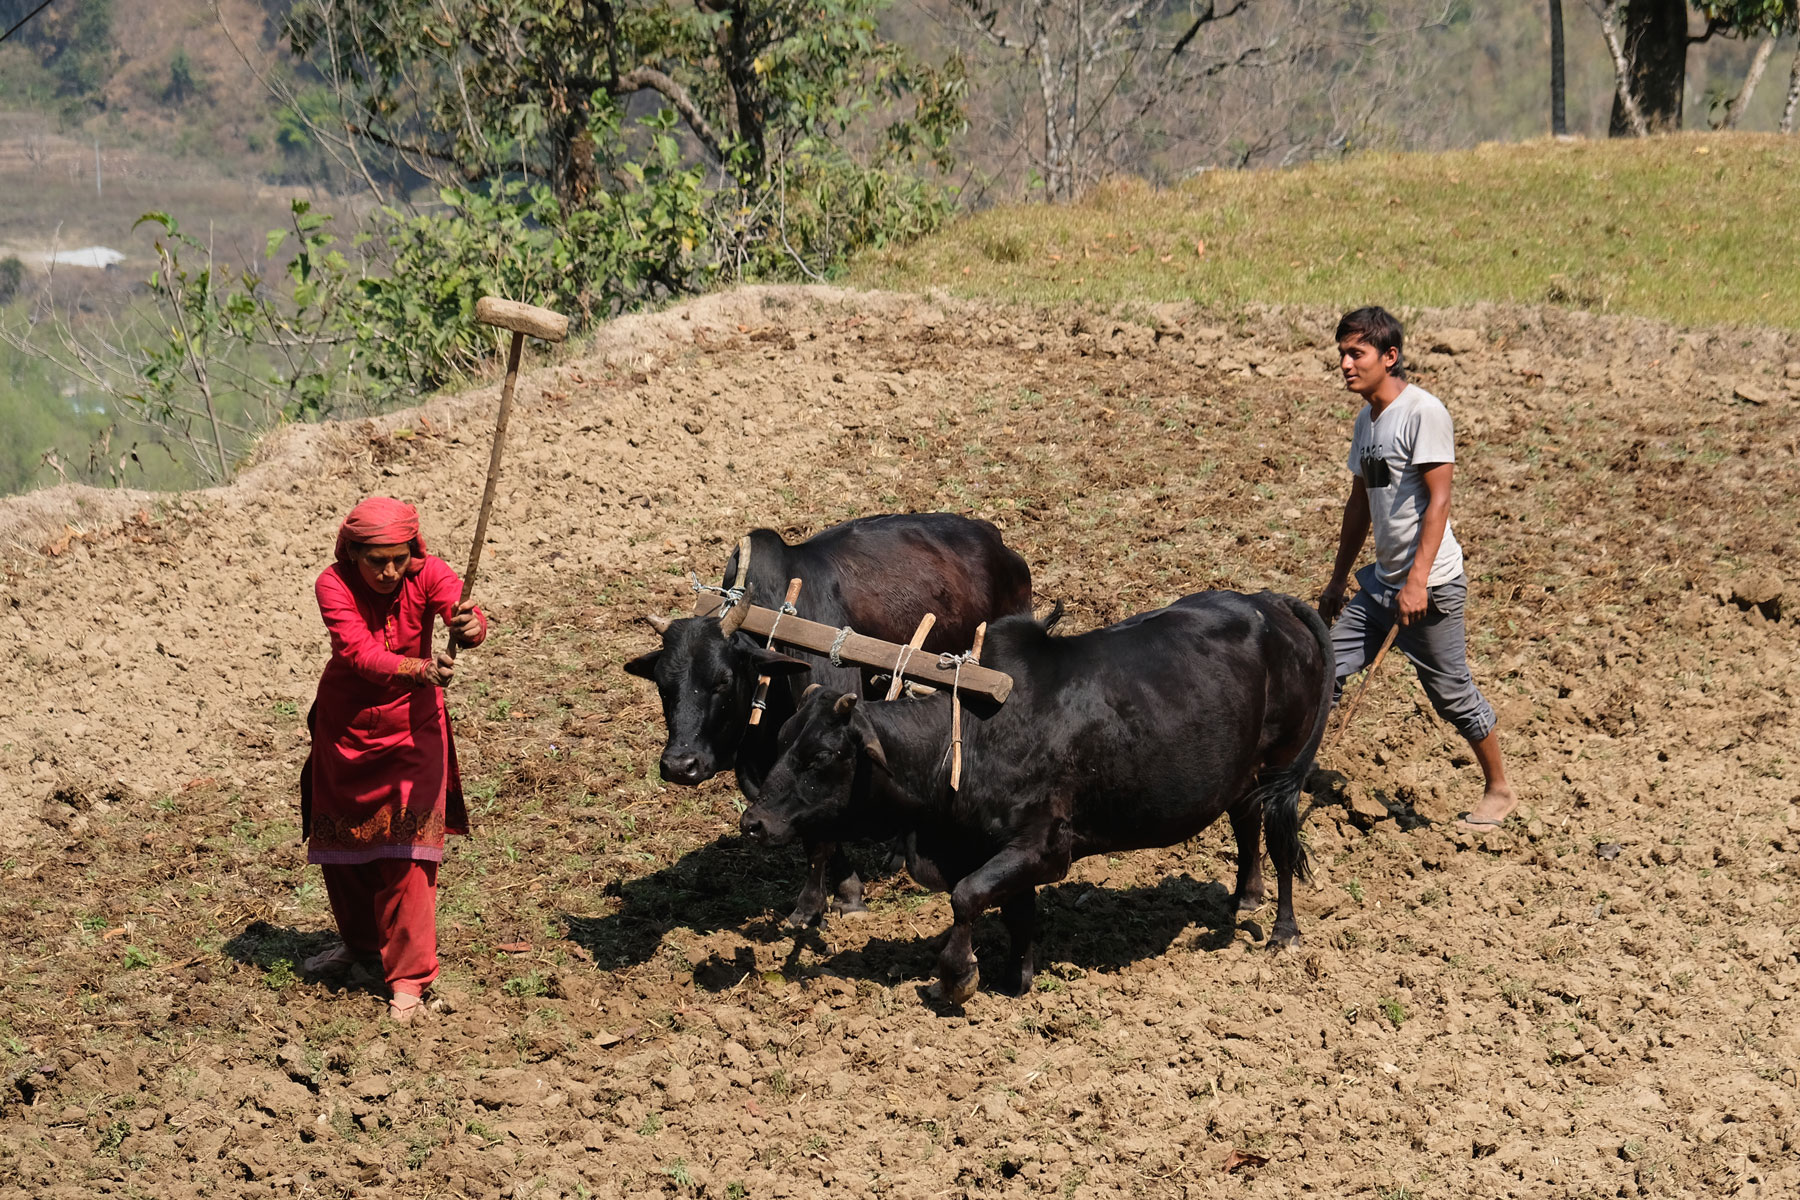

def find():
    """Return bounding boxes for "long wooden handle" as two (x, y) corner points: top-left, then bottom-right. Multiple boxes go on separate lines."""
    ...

(884, 613), (937, 701)
(951, 622), (987, 790)
(448, 328), (524, 661)
(1327, 622), (1399, 749)
(748, 577), (804, 726)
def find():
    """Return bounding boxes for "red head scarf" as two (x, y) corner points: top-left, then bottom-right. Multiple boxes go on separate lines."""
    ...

(335, 496), (428, 574)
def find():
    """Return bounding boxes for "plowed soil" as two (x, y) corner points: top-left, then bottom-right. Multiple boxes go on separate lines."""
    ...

(3, 286), (1799, 1200)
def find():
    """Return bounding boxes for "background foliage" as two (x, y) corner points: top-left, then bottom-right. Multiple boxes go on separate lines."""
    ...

(1, 2), (1798, 493)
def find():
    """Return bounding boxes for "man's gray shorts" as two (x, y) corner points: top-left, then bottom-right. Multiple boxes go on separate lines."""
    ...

(1331, 569), (1496, 741)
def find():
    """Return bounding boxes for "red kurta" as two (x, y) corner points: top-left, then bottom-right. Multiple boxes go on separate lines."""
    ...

(302, 554), (486, 864)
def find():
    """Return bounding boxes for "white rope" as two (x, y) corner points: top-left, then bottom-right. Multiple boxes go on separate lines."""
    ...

(936, 650), (973, 786)
(828, 625), (853, 666)
(891, 640), (920, 690)
(750, 601), (802, 720)
(690, 573), (745, 611)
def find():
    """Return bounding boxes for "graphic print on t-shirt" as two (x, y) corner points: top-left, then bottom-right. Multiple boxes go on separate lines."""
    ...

(1359, 450), (1392, 489)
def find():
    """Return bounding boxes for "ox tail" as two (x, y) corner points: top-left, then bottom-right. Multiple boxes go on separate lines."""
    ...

(1253, 595), (1335, 885)
(1037, 599), (1066, 634)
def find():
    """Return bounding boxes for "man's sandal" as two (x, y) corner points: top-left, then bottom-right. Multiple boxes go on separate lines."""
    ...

(388, 992), (427, 1025)
(302, 944), (359, 975)
(1456, 796), (1519, 832)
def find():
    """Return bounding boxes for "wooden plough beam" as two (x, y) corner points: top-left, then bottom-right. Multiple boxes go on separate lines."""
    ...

(693, 593), (1014, 703)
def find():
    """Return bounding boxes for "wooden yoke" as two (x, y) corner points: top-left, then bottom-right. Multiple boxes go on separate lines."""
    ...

(693, 593), (1013, 703)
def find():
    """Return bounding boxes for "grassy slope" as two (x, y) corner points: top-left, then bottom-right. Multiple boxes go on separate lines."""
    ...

(855, 133), (1800, 331)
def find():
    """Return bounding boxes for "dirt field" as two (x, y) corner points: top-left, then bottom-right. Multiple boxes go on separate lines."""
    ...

(2, 285), (1798, 1199)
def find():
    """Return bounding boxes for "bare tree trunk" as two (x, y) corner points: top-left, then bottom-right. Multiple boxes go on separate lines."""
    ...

(1782, 40), (1800, 133)
(1722, 35), (1776, 129)
(1592, 1), (1650, 136)
(1033, 10), (1066, 198)
(1549, 0), (1567, 135)
(1074, 0), (1084, 191)
(1604, 0), (1685, 135)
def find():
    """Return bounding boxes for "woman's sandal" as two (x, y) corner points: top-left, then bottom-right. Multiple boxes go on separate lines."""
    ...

(388, 991), (427, 1025)
(302, 943), (359, 975)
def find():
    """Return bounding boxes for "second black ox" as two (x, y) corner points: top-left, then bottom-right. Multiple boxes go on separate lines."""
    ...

(626, 513), (1032, 927)
(740, 591), (1333, 1002)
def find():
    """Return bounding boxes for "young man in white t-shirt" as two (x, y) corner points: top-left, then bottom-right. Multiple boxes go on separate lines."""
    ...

(1317, 307), (1516, 830)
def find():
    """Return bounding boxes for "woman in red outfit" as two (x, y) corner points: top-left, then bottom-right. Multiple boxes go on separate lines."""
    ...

(300, 496), (485, 1023)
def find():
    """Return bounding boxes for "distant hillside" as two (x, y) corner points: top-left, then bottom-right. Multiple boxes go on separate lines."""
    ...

(0, 0), (309, 180)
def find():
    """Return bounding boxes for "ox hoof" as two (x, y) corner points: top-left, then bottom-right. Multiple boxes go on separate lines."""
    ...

(1235, 893), (1267, 915)
(930, 969), (979, 1006)
(783, 908), (823, 930)
(1270, 929), (1302, 951)
(832, 899), (870, 918)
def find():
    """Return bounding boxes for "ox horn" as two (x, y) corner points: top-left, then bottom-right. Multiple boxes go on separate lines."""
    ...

(802, 683), (823, 699)
(718, 535), (753, 636)
(644, 613), (672, 634)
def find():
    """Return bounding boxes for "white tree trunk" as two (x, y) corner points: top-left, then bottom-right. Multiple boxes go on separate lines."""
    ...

(1782, 41), (1800, 133)
(1031, 0), (1072, 200)
(1722, 36), (1776, 130)
(1591, 0), (1650, 136)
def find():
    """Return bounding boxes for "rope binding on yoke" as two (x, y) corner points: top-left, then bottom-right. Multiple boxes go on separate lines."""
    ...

(940, 622), (986, 790)
(749, 585), (803, 724)
(890, 639), (920, 689)
(690, 574), (745, 611)
(936, 649), (971, 783)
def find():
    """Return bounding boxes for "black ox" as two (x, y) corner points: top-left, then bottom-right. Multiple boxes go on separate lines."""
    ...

(625, 514), (1032, 926)
(740, 590), (1333, 1002)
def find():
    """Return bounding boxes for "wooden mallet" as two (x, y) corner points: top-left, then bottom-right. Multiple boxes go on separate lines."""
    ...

(748, 577), (804, 726)
(448, 297), (569, 660)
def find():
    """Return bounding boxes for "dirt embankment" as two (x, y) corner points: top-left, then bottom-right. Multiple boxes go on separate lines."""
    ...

(2, 286), (1798, 1199)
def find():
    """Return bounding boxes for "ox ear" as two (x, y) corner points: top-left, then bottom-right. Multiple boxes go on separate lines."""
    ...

(830, 693), (887, 770)
(749, 647), (811, 677)
(622, 650), (661, 680)
(852, 713), (889, 772)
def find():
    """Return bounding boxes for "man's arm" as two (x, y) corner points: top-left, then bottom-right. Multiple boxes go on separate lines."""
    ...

(1319, 476), (1371, 623)
(1397, 462), (1453, 626)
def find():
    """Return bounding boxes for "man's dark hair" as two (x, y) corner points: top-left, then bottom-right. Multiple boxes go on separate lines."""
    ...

(1336, 306), (1406, 378)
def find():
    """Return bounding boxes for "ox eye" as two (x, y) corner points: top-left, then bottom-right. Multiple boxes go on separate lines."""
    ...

(712, 678), (733, 695)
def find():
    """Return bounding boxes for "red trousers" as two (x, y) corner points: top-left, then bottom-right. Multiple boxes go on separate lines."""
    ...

(321, 859), (440, 997)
